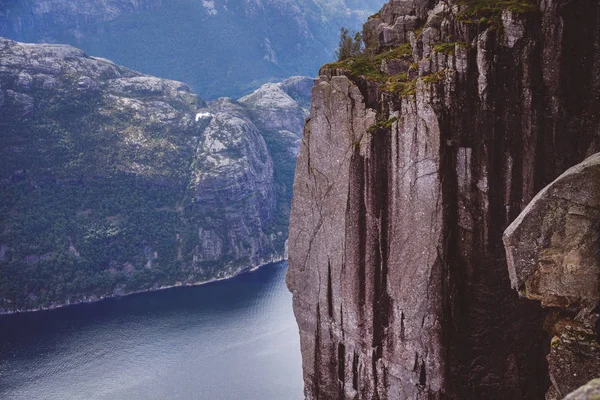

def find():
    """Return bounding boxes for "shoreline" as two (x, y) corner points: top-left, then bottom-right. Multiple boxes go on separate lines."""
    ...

(0, 256), (287, 316)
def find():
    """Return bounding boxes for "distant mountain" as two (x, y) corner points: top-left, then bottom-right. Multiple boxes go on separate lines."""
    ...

(0, 0), (382, 98)
(0, 36), (311, 313)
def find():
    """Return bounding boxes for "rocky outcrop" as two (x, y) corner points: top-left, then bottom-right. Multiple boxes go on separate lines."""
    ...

(504, 153), (600, 308)
(238, 76), (312, 238)
(0, 37), (309, 313)
(239, 76), (312, 153)
(564, 379), (600, 400)
(0, 0), (381, 98)
(504, 153), (600, 398)
(190, 98), (281, 272)
(287, 0), (600, 398)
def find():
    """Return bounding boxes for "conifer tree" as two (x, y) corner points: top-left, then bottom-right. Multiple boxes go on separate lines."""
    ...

(335, 27), (363, 61)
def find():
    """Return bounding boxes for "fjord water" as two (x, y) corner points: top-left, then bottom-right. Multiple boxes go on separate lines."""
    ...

(0, 262), (303, 400)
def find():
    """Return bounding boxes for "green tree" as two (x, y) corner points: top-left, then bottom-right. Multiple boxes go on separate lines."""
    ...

(362, 26), (379, 57)
(335, 27), (363, 61)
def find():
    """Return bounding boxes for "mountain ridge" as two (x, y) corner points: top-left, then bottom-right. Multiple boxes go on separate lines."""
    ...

(0, 0), (383, 98)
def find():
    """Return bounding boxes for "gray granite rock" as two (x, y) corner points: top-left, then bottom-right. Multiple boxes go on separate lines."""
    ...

(565, 379), (600, 400)
(504, 153), (600, 398)
(504, 153), (600, 307)
(288, 0), (600, 398)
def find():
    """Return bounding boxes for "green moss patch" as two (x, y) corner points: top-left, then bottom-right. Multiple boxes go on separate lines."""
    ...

(432, 42), (470, 55)
(458, 0), (538, 26)
(367, 116), (399, 133)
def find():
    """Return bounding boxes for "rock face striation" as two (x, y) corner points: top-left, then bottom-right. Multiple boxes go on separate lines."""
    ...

(0, 37), (310, 313)
(287, 0), (600, 398)
(504, 153), (600, 399)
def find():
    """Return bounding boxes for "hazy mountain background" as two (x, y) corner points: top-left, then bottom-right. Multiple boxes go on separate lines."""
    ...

(0, 0), (384, 98)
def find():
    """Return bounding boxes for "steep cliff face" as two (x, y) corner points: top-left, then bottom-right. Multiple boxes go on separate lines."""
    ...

(287, 0), (600, 398)
(0, 0), (382, 98)
(0, 37), (309, 313)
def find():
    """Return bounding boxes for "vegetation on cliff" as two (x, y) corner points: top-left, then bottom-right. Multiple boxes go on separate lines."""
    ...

(458, 0), (538, 25)
(288, 0), (600, 398)
(327, 0), (538, 98)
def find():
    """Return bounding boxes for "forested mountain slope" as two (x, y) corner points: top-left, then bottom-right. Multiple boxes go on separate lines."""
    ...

(0, 37), (311, 313)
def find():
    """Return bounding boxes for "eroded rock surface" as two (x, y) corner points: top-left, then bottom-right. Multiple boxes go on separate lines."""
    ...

(288, 0), (600, 398)
(239, 76), (312, 154)
(504, 153), (600, 307)
(504, 153), (600, 398)
(564, 379), (600, 400)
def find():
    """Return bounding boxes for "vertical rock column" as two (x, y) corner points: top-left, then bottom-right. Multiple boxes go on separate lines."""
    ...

(288, 72), (447, 399)
(288, 0), (600, 399)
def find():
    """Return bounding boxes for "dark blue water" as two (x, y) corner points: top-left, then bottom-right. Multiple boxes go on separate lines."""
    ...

(0, 262), (303, 400)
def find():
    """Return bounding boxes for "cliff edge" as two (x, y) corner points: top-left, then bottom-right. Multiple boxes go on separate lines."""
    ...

(287, 0), (600, 398)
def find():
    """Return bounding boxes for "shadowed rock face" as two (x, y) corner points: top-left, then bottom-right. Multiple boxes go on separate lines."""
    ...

(504, 153), (600, 399)
(287, 0), (600, 398)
